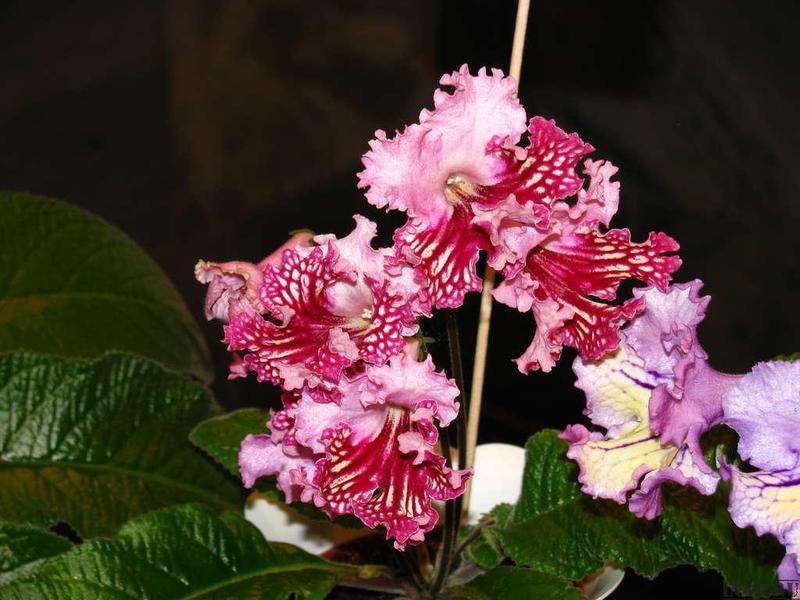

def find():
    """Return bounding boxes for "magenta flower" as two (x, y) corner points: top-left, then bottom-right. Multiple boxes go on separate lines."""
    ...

(493, 161), (682, 373)
(358, 65), (594, 309)
(720, 360), (800, 586)
(238, 350), (472, 550)
(210, 217), (422, 393)
(561, 282), (741, 519)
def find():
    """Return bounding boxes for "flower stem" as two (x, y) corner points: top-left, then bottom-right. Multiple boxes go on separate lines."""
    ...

(450, 517), (496, 569)
(394, 547), (427, 592)
(445, 311), (469, 521)
(429, 311), (469, 595)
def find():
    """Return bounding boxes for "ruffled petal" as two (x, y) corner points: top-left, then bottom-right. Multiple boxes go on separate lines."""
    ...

(477, 116), (595, 210)
(723, 360), (800, 473)
(236, 351), (469, 549)
(356, 278), (418, 364)
(629, 446), (720, 519)
(358, 65), (526, 220)
(195, 259), (263, 322)
(562, 422), (676, 505)
(224, 224), (419, 388)
(471, 194), (551, 272)
(224, 311), (357, 390)
(517, 291), (574, 373)
(648, 362), (737, 463)
(622, 280), (710, 388)
(362, 354), (461, 426)
(238, 433), (317, 503)
(565, 159), (621, 229)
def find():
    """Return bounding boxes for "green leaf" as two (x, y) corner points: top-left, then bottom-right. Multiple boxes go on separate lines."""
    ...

(0, 352), (239, 536)
(447, 566), (583, 600)
(772, 352), (800, 362)
(0, 192), (211, 382)
(0, 504), (349, 599)
(0, 522), (72, 585)
(495, 430), (783, 598)
(190, 408), (268, 477)
(191, 410), (364, 528)
(462, 504), (512, 569)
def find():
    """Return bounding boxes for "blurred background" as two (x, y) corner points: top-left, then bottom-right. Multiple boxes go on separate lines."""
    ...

(1, 1), (798, 597)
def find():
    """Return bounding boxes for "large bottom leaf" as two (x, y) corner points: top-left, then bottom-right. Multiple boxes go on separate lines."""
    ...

(0, 352), (240, 537)
(0, 504), (349, 599)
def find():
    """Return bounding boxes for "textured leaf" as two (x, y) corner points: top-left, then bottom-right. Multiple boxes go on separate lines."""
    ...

(0, 522), (72, 585)
(0, 504), (348, 599)
(495, 429), (783, 598)
(462, 504), (512, 569)
(0, 192), (211, 382)
(191, 410), (364, 528)
(447, 566), (583, 600)
(190, 408), (268, 477)
(772, 352), (800, 362)
(0, 352), (239, 537)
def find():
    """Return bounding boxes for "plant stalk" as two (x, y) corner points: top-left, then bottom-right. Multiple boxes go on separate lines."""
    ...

(429, 311), (469, 595)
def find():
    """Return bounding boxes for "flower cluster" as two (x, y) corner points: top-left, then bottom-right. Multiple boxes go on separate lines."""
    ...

(198, 65), (684, 549)
(198, 216), (468, 549)
(359, 65), (681, 372)
(561, 281), (800, 589)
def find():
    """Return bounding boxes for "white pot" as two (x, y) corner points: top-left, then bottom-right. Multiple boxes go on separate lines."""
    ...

(245, 442), (624, 599)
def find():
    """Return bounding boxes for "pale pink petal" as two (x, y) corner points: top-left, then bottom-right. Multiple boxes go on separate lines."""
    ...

(362, 354), (460, 426)
(238, 433), (318, 503)
(358, 65), (526, 220)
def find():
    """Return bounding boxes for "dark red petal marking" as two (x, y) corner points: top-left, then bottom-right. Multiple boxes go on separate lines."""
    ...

(260, 246), (344, 320)
(476, 117), (595, 209)
(314, 407), (468, 549)
(395, 208), (486, 310)
(224, 312), (337, 385)
(526, 228), (681, 360)
(356, 279), (416, 364)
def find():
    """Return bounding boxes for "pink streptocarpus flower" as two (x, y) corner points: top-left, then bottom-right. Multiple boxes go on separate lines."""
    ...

(238, 348), (472, 550)
(200, 216), (423, 393)
(358, 65), (595, 309)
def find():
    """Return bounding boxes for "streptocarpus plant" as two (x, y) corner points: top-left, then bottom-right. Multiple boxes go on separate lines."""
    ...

(0, 44), (795, 600)
(186, 65), (798, 597)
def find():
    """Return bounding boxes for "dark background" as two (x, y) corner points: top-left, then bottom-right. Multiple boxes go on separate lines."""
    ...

(2, 1), (798, 597)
